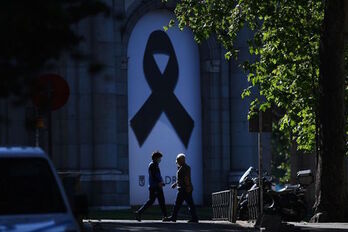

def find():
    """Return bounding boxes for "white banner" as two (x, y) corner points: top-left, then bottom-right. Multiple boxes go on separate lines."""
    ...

(128, 9), (202, 205)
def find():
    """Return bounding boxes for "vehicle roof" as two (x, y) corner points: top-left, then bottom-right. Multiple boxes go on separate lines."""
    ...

(0, 147), (47, 158)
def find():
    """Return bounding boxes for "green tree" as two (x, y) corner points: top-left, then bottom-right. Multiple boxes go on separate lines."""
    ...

(0, 0), (108, 103)
(168, 0), (347, 221)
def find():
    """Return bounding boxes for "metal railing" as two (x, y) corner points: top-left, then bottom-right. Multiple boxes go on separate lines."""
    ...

(248, 187), (260, 221)
(212, 187), (238, 223)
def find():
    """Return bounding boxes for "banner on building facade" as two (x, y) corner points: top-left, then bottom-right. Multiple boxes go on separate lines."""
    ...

(128, 10), (203, 205)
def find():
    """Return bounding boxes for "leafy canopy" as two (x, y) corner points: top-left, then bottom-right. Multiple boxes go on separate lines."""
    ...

(168, 0), (347, 152)
(0, 0), (108, 102)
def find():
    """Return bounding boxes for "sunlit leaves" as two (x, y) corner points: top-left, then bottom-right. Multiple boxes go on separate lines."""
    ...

(172, 0), (329, 153)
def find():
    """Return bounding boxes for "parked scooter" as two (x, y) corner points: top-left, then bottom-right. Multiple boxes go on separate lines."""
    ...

(236, 167), (253, 220)
(236, 167), (313, 222)
(269, 169), (313, 221)
(236, 167), (269, 219)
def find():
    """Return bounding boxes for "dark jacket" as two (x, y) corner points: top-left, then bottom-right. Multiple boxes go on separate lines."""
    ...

(148, 161), (163, 189)
(176, 163), (193, 192)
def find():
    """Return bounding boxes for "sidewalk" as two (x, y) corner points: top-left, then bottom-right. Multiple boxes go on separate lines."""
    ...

(84, 219), (257, 232)
(83, 219), (348, 232)
(284, 222), (348, 231)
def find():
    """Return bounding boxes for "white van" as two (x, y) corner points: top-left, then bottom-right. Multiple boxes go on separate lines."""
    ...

(0, 147), (80, 232)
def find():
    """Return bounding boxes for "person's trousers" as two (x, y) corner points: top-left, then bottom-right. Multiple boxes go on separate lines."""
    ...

(171, 189), (198, 220)
(137, 187), (167, 217)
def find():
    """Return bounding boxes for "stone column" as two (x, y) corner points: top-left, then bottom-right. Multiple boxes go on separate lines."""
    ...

(228, 27), (271, 183)
(52, 0), (130, 209)
(200, 37), (224, 203)
(87, 0), (122, 208)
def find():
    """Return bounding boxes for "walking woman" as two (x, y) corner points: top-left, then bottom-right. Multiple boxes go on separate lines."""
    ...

(135, 151), (167, 221)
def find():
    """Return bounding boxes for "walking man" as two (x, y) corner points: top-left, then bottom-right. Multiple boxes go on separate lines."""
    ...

(163, 153), (198, 223)
(135, 151), (167, 221)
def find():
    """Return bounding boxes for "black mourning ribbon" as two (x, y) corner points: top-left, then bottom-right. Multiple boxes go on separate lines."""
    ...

(130, 30), (194, 148)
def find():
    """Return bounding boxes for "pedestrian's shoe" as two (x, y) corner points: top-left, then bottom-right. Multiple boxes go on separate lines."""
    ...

(134, 211), (141, 222)
(162, 217), (176, 222)
(187, 219), (199, 223)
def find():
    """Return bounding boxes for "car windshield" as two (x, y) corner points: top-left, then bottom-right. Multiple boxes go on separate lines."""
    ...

(0, 157), (67, 215)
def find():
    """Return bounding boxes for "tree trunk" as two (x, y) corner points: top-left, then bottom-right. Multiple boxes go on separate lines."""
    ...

(313, 0), (347, 222)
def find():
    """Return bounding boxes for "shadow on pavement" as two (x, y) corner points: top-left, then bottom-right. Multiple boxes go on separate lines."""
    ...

(86, 220), (348, 232)
(88, 220), (257, 232)
(281, 223), (348, 232)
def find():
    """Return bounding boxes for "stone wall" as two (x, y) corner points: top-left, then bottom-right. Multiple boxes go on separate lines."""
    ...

(0, 0), (271, 208)
(52, 0), (130, 209)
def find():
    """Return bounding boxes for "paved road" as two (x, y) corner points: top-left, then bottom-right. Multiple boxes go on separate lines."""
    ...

(85, 220), (257, 232)
(286, 222), (348, 232)
(84, 220), (348, 232)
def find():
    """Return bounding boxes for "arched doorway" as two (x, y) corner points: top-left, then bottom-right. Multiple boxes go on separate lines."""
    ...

(127, 9), (203, 205)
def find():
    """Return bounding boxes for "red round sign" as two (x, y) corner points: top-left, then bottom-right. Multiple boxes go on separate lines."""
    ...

(32, 74), (70, 111)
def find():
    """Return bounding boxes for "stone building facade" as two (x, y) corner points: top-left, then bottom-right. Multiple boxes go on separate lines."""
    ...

(0, 0), (271, 209)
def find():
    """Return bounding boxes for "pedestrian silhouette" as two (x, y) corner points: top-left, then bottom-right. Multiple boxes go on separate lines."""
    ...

(163, 153), (198, 223)
(135, 151), (167, 221)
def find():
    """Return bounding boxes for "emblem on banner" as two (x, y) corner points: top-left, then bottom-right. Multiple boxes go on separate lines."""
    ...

(130, 30), (194, 148)
(139, 175), (145, 187)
